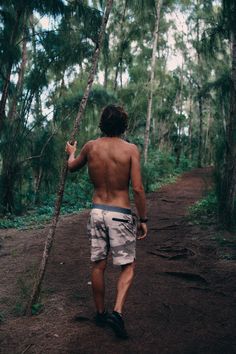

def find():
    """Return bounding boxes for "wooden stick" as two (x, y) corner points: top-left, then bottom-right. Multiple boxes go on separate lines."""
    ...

(25, 0), (113, 315)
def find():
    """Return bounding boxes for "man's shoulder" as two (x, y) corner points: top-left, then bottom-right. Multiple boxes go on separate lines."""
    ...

(125, 141), (140, 154)
(84, 139), (96, 149)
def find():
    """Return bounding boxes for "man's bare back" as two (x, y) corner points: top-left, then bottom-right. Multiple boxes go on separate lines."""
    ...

(88, 137), (135, 208)
(66, 137), (146, 220)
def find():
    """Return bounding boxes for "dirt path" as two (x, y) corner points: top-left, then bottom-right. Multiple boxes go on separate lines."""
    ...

(0, 167), (235, 354)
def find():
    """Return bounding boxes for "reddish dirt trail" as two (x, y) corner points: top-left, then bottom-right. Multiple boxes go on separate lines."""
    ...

(0, 167), (235, 354)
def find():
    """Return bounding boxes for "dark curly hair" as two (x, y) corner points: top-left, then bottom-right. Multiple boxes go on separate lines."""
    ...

(99, 105), (128, 137)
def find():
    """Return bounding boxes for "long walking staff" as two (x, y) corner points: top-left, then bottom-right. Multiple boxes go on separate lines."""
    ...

(26, 0), (113, 315)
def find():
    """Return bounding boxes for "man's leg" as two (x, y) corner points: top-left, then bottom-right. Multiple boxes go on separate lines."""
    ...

(91, 259), (107, 313)
(114, 261), (135, 314)
(106, 261), (135, 338)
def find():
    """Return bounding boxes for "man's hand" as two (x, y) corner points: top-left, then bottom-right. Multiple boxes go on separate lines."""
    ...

(65, 141), (77, 155)
(137, 222), (148, 240)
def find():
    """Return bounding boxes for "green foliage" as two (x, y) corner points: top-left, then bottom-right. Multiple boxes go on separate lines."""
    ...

(0, 312), (5, 323)
(31, 303), (44, 315)
(142, 149), (192, 192)
(188, 191), (218, 224)
(0, 169), (93, 229)
(211, 232), (236, 260)
(213, 234), (236, 249)
(12, 302), (25, 317)
(142, 151), (174, 192)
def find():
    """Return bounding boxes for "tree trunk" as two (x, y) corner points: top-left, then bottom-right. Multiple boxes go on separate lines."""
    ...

(25, 0), (113, 315)
(34, 168), (43, 205)
(176, 61), (184, 167)
(188, 94), (193, 160)
(143, 0), (162, 164)
(1, 160), (16, 214)
(197, 94), (203, 168)
(219, 24), (236, 229)
(195, 4), (203, 168)
(0, 9), (23, 132)
(8, 26), (27, 122)
(204, 104), (212, 165)
(103, 48), (109, 89)
(114, 62), (120, 91)
(113, 0), (127, 91)
(1, 23), (28, 213)
(0, 64), (12, 129)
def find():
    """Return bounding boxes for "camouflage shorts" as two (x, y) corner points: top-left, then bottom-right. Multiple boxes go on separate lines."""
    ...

(87, 204), (137, 266)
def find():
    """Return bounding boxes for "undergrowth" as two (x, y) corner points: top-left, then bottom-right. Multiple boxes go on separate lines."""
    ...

(188, 191), (218, 225)
(0, 311), (5, 323)
(188, 192), (236, 260)
(0, 151), (193, 229)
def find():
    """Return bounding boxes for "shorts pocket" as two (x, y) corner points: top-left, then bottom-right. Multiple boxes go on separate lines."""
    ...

(112, 217), (129, 223)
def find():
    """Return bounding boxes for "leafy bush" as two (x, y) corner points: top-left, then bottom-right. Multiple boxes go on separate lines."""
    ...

(31, 303), (44, 315)
(142, 149), (191, 192)
(0, 312), (5, 323)
(188, 191), (218, 224)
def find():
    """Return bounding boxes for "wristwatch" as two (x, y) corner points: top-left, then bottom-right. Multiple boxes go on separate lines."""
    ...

(139, 217), (148, 223)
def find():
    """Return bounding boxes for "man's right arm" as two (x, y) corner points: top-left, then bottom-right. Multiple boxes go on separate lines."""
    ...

(66, 141), (91, 172)
(130, 144), (148, 239)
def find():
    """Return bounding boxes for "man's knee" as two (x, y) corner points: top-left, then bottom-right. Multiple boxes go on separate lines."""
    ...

(92, 259), (107, 271)
(121, 261), (135, 273)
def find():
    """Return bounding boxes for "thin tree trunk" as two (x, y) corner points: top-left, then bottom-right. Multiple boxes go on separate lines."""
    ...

(188, 94), (193, 160)
(114, 62), (120, 91)
(0, 9), (23, 131)
(1, 22), (28, 213)
(34, 168), (43, 205)
(197, 94), (203, 167)
(103, 40), (109, 89)
(1, 160), (16, 213)
(204, 103), (212, 165)
(176, 60), (184, 168)
(113, 0), (127, 91)
(196, 3), (203, 168)
(104, 65), (108, 88)
(143, 0), (162, 164)
(0, 64), (12, 128)
(8, 25), (27, 122)
(220, 24), (236, 229)
(120, 60), (123, 88)
(25, 0), (113, 315)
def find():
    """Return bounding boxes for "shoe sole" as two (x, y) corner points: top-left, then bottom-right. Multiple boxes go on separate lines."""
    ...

(107, 317), (129, 339)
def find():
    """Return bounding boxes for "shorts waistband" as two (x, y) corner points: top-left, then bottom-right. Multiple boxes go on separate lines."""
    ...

(92, 204), (132, 215)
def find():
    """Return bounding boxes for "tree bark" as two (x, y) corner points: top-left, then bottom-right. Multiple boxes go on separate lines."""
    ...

(1, 21), (28, 213)
(8, 25), (27, 122)
(143, 0), (162, 164)
(113, 0), (127, 91)
(103, 35), (109, 89)
(188, 93), (193, 160)
(0, 9), (23, 131)
(0, 65), (12, 129)
(197, 94), (203, 168)
(220, 23), (236, 229)
(25, 0), (113, 315)
(34, 167), (43, 205)
(195, 0), (203, 168)
(204, 103), (212, 165)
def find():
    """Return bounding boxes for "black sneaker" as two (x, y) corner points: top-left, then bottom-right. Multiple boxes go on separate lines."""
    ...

(94, 310), (108, 327)
(107, 311), (129, 339)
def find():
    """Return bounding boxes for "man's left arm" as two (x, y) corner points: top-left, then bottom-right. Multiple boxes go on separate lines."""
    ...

(66, 141), (90, 172)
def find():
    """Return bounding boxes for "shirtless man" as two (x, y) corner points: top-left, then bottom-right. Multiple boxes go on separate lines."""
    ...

(66, 105), (147, 339)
